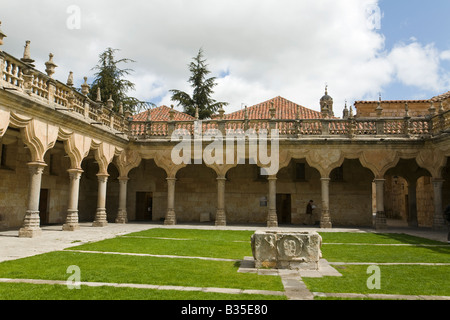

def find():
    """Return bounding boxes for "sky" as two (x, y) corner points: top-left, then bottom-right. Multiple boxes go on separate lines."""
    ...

(1, 0), (449, 117)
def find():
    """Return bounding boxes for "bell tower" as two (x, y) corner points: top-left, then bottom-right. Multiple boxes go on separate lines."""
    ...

(320, 85), (334, 117)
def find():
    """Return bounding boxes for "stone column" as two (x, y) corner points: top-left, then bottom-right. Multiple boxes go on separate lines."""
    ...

(215, 176), (227, 226)
(432, 178), (446, 230)
(164, 177), (177, 225)
(407, 180), (418, 227)
(62, 169), (83, 231)
(320, 177), (332, 229)
(115, 177), (129, 224)
(374, 179), (387, 229)
(92, 173), (109, 227)
(267, 175), (278, 228)
(19, 162), (46, 238)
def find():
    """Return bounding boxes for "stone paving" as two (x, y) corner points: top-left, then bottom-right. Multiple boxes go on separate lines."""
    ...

(0, 222), (448, 300)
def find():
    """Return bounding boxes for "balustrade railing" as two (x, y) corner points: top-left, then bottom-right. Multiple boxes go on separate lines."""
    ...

(1, 51), (130, 135)
(129, 114), (442, 140)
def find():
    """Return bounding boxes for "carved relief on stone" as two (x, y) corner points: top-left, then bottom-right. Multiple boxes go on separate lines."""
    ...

(306, 149), (343, 177)
(277, 235), (303, 259)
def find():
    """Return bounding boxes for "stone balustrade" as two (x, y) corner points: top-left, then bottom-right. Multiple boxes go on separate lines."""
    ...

(128, 113), (443, 140)
(0, 49), (130, 135)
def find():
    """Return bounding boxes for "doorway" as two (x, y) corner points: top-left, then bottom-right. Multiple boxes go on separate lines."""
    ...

(276, 194), (291, 224)
(39, 189), (49, 225)
(136, 192), (153, 221)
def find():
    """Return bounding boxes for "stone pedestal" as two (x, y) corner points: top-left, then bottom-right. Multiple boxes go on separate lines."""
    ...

(251, 231), (322, 270)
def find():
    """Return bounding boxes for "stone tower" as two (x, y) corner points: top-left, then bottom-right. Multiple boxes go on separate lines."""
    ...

(320, 86), (334, 117)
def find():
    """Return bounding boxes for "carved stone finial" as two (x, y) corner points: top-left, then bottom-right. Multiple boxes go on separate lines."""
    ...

(107, 95), (114, 109)
(0, 21), (7, 46)
(96, 87), (102, 102)
(81, 76), (90, 95)
(118, 103), (124, 115)
(375, 96), (383, 118)
(66, 71), (74, 87)
(45, 53), (58, 78)
(218, 106), (225, 119)
(404, 102), (410, 118)
(269, 101), (276, 119)
(169, 105), (175, 121)
(21, 40), (35, 66)
(195, 105), (199, 119)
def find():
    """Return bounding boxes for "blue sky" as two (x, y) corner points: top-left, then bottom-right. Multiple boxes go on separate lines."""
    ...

(379, 0), (450, 100)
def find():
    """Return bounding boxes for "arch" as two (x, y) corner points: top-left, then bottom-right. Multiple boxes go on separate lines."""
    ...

(359, 149), (400, 179)
(306, 148), (345, 178)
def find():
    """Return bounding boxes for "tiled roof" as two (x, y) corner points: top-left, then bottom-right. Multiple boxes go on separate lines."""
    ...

(221, 96), (322, 120)
(431, 91), (450, 102)
(132, 105), (195, 122)
(354, 99), (430, 104)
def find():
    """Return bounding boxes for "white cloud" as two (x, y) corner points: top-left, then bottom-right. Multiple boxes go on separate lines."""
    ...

(387, 41), (446, 91)
(1, 0), (449, 118)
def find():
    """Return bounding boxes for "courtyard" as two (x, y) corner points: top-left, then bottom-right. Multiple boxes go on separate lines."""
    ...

(0, 222), (448, 302)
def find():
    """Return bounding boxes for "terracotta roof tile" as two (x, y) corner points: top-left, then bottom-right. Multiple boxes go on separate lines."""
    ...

(132, 105), (195, 122)
(221, 96), (322, 120)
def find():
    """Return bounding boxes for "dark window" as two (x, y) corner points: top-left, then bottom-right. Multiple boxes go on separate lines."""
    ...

(295, 163), (306, 180)
(331, 165), (344, 181)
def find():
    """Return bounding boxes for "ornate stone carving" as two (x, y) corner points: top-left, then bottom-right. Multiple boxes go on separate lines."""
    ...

(251, 231), (322, 270)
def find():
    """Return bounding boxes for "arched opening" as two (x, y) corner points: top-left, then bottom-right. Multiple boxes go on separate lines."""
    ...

(226, 163), (271, 224)
(384, 158), (432, 228)
(40, 140), (71, 225)
(329, 158), (374, 227)
(175, 163), (217, 223)
(128, 159), (169, 222)
(0, 127), (31, 230)
(79, 150), (100, 222)
(276, 159), (321, 226)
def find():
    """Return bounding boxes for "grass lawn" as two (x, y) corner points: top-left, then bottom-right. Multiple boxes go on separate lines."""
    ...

(0, 228), (448, 300)
(0, 228), (284, 300)
(303, 232), (450, 298)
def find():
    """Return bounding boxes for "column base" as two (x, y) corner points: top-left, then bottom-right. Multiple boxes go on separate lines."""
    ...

(19, 210), (41, 238)
(320, 210), (332, 229)
(92, 220), (108, 227)
(164, 209), (177, 225)
(19, 227), (42, 238)
(62, 223), (80, 231)
(215, 209), (226, 226)
(63, 210), (79, 231)
(267, 209), (278, 228)
(375, 211), (387, 230)
(320, 221), (332, 229)
(115, 209), (128, 224)
(92, 209), (108, 227)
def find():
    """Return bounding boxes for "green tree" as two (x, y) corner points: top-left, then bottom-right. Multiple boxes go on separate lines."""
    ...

(88, 48), (152, 114)
(170, 48), (228, 119)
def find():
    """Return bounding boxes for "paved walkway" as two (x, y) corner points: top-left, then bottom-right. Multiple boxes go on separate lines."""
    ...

(0, 221), (448, 300)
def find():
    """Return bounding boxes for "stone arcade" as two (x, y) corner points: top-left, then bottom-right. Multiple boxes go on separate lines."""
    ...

(0, 23), (449, 237)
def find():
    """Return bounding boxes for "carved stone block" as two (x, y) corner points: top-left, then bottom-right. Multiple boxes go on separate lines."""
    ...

(251, 231), (322, 270)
